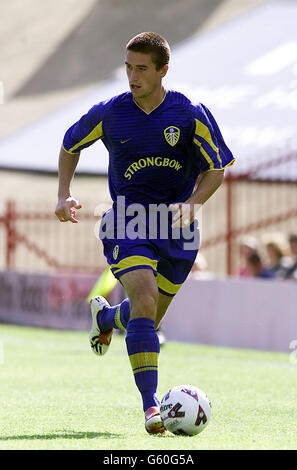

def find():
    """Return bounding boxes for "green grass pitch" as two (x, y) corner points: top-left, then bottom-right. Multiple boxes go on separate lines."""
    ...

(0, 323), (296, 450)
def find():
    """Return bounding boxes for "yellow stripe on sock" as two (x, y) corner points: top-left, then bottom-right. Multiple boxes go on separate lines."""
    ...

(114, 305), (126, 331)
(132, 366), (158, 374)
(129, 352), (159, 373)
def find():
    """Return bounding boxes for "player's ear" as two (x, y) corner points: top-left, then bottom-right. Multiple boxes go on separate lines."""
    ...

(160, 65), (168, 78)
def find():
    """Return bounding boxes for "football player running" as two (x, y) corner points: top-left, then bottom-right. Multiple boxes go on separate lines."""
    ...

(55, 32), (235, 434)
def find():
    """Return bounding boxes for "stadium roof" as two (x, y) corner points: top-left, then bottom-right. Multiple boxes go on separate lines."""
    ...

(0, 1), (297, 179)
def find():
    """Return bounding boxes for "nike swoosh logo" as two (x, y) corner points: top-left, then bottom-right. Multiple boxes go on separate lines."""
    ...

(120, 139), (131, 144)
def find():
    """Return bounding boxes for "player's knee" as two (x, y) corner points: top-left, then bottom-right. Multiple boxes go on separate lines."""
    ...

(130, 289), (158, 320)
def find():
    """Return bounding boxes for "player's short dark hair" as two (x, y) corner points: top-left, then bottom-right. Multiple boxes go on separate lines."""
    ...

(126, 32), (170, 70)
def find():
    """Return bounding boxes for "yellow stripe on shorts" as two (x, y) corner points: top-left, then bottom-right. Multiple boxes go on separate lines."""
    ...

(156, 272), (182, 295)
(111, 256), (158, 275)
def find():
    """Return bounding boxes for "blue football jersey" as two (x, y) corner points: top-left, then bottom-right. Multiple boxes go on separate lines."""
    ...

(63, 90), (235, 206)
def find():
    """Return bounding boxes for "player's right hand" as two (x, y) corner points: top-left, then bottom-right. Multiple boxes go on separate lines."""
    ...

(55, 197), (82, 223)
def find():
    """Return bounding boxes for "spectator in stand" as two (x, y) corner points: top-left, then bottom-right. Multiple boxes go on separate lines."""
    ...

(262, 233), (293, 279)
(238, 235), (258, 277)
(284, 234), (297, 281)
(246, 251), (276, 279)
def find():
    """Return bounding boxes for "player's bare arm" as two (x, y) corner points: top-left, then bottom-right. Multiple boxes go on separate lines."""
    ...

(55, 146), (82, 223)
(171, 169), (224, 227)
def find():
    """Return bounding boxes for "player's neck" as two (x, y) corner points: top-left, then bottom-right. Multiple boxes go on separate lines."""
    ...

(133, 86), (166, 114)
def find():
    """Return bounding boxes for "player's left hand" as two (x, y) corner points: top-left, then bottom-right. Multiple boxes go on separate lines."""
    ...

(169, 200), (200, 228)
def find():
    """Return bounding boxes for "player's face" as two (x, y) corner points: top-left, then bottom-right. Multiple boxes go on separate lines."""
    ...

(125, 50), (167, 99)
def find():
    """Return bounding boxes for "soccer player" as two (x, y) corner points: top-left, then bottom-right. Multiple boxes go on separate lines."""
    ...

(55, 32), (235, 434)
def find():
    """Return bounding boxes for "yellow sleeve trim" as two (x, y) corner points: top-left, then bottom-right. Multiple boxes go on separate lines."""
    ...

(62, 145), (80, 155)
(193, 137), (215, 170)
(201, 158), (236, 174)
(194, 118), (223, 168)
(69, 121), (103, 153)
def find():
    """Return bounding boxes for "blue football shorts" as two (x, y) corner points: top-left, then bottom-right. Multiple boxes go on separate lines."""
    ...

(99, 205), (200, 297)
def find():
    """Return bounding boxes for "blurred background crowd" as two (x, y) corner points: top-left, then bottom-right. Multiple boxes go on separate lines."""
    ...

(191, 232), (297, 281)
(237, 232), (297, 281)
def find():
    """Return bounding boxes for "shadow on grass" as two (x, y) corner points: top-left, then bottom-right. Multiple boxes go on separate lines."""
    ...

(0, 430), (122, 441)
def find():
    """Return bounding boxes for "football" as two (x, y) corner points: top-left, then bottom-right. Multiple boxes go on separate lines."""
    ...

(160, 384), (211, 436)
